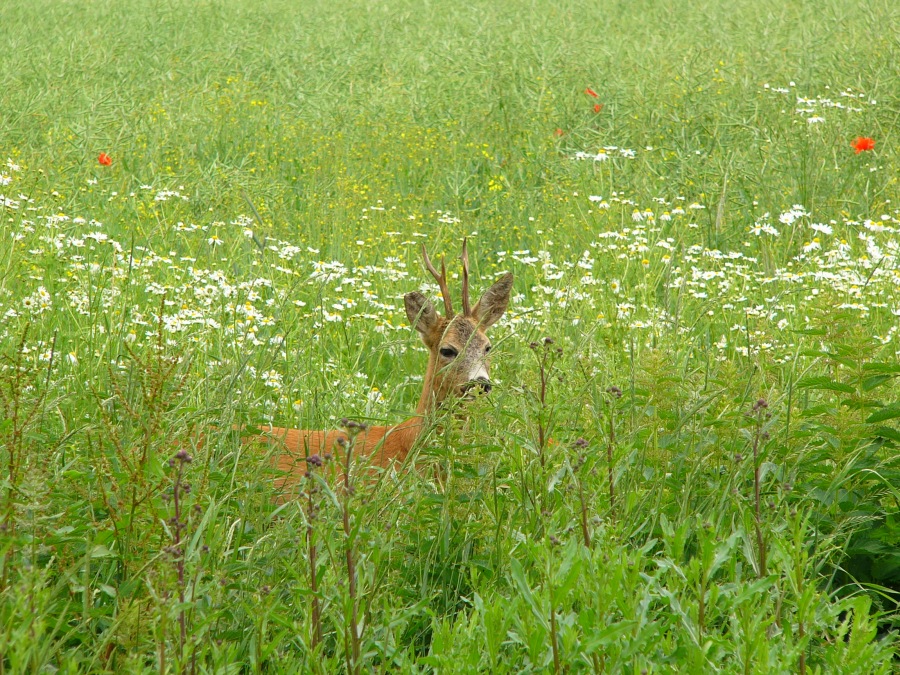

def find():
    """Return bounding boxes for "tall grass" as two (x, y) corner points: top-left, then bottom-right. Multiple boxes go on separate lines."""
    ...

(1, 0), (899, 670)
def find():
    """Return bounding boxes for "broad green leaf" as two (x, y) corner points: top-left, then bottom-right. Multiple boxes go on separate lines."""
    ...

(99, 584), (117, 598)
(867, 405), (900, 424)
(733, 577), (776, 603)
(509, 558), (546, 628)
(863, 375), (893, 392)
(863, 363), (900, 375)
(796, 376), (855, 394)
(582, 621), (638, 652)
(552, 544), (583, 603)
(90, 544), (116, 558)
(873, 427), (900, 444)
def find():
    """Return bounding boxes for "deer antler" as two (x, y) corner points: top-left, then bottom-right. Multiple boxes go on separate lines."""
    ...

(421, 244), (454, 316)
(460, 238), (471, 316)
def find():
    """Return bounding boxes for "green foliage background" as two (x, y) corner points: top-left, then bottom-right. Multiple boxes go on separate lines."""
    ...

(0, 0), (899, 671)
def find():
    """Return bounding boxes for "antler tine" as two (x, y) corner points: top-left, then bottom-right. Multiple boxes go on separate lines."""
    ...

(460, 238), (471, 316)
(421, 244), (454, 316)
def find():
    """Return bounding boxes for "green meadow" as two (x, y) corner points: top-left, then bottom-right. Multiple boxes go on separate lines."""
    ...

(1, 0), (899, 671)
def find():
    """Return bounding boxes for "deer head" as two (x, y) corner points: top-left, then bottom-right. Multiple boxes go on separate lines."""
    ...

(404, 240), (514, 412)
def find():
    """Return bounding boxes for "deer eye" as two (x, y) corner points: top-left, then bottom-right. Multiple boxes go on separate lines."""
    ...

(439, 347), (458, 358)
(485, 345), (492, 354)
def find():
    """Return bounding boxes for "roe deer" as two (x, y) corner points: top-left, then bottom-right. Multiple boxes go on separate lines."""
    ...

(245, 240), (513, 494)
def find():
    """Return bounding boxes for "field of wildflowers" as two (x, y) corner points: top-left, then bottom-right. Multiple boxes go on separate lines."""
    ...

(1, 0), (899, 671)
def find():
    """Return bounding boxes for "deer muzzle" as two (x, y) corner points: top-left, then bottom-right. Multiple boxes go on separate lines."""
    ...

(462, 377), (492, 395)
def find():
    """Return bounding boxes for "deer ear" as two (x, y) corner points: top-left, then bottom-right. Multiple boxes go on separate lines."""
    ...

(404, 292), (438, 334)
(473, 273), (513, 329)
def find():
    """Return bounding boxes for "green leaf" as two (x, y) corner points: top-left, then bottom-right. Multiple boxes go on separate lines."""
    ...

(90, 544), (116, 559)
(733, 577), (776, 603)
(509, 559), (546, 628)
(863, 362), (900, 375)
(799, 404), (836, 417)
(796, 376), (854, 394)
(831, 356), (859, 370)
(872, 427), (900, 444)
(582, 621), (638, 652)
(863, 375), (893, 392)
(552, 543), (583, 603)
(144, 453), (164, 481)
(841, 398), (877, 411)
(866, 405), (900, 424)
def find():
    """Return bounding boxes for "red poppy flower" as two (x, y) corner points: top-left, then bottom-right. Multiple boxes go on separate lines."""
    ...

(851, 137), (875, 154)
(98, 152), (112, 166)
(554, 128), (565, 137)
(584, 87), (599, 98)
(593, 103), (604, 114)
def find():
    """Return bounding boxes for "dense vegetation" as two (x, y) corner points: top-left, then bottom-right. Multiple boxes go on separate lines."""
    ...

(1, 0), (898, 671)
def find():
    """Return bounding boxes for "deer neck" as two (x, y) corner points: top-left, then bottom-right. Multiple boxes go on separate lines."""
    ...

(415, 351), (439, 416)
(379, 351), (438, 456)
